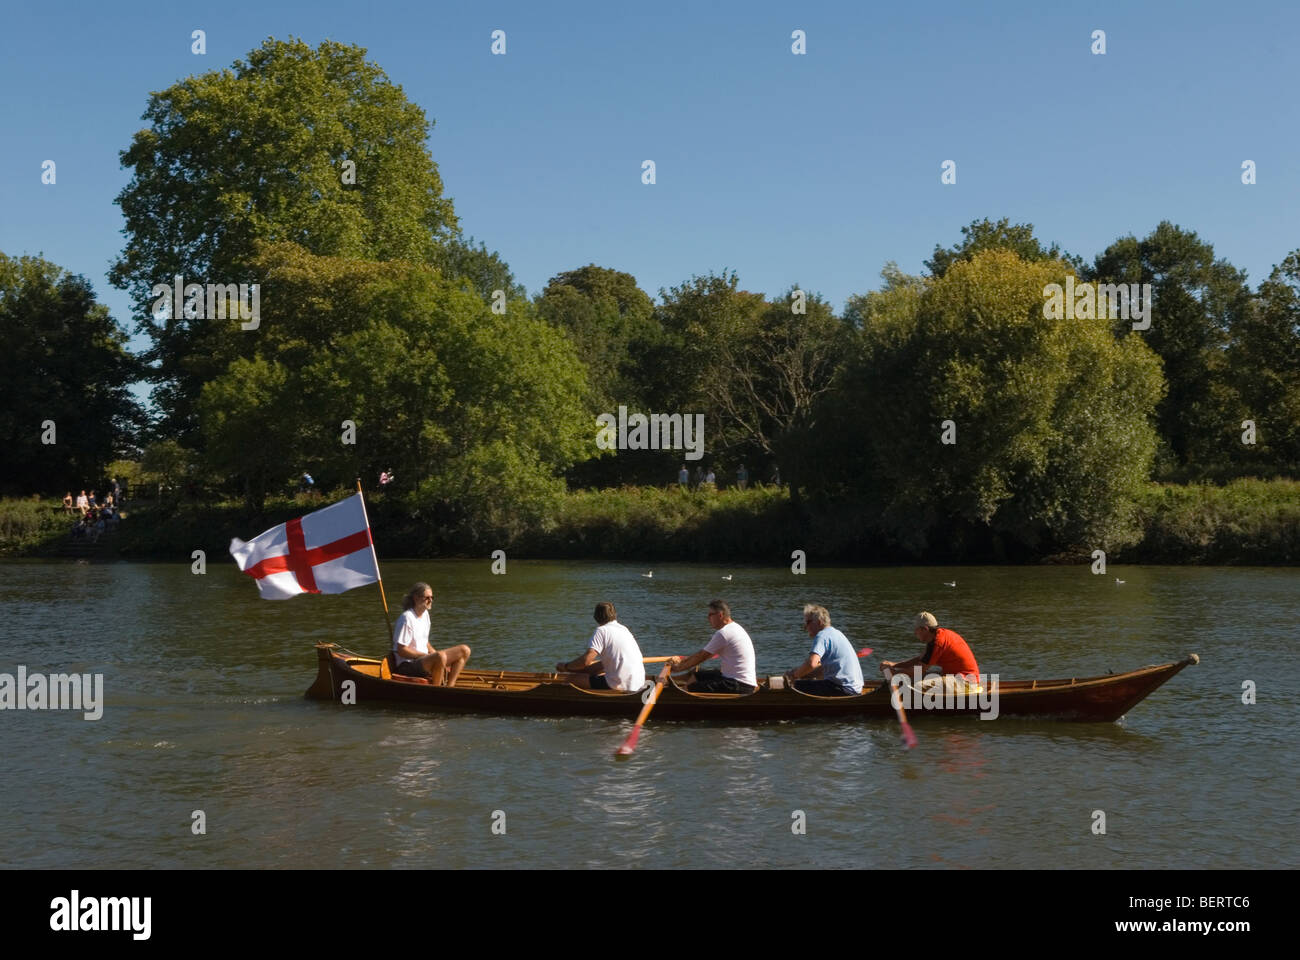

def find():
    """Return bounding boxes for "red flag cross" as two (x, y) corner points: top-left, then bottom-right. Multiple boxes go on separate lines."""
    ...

(240, 518), (374, 593)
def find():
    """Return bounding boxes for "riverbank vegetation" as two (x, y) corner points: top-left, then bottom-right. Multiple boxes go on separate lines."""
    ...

(6, 479), (1298, 564)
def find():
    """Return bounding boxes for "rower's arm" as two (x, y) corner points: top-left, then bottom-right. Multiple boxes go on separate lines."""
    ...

(882, 654), (926, 675)
(671, 649), (713, 673)
(789, 652), (822, 680)
(556, 648), (600, 673)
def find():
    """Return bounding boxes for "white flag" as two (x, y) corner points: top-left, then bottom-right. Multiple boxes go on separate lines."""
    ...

(229, 493), (380, 600)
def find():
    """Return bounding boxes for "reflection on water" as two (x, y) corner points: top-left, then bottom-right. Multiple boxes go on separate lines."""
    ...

(0, 559), (1297, 868)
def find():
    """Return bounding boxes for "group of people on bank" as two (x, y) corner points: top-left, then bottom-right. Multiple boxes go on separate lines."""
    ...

(676, 463), (780, 491)
(62, 484), (123, 542)
(389, 583), (980, 697)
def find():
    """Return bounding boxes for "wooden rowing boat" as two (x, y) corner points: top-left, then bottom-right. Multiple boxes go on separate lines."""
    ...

(305, 643), (1198, 723)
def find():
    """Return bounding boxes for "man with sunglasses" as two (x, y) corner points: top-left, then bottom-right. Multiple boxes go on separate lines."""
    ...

(391, 582), (472, 686)
(783, 604), (863, 696)
(666, 599), (758, 694)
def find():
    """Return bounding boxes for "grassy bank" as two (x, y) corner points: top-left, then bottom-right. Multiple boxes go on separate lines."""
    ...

(5, 479), (1300, 564)
(1131, 479), (1300, 563)
(519, 485), (798, 561)
(0, 498), (77, 555)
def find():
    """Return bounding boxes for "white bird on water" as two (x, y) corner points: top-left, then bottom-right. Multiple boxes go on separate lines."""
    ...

(722, 574), (733, 581)
(943, 580), (956, 587)
(641, 571), (653, 578)
(1115, 577), (1125, 585)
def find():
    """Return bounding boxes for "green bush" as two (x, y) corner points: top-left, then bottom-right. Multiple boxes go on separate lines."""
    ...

(0, 498), (71, 554)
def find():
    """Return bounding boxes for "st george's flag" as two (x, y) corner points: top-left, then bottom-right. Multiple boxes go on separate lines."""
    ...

(229, 493), (380, 599)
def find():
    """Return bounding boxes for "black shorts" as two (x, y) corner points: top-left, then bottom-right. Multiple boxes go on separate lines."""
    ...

(394, 660), (427, 678)
(690, 670), (756, 694)
(589, 674), (611, 690)
(793, 679), (857, 697)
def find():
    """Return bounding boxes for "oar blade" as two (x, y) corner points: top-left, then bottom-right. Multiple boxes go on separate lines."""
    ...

(612, 661), (673, 759)
(614, 725), (642, 759)
(900, 721), (918, 749)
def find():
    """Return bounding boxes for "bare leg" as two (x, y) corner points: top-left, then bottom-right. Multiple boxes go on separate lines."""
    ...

(443, 644), (472, 687)
(419, 651), (447, 686)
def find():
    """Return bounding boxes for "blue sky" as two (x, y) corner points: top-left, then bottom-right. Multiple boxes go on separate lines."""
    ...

(2, 0), (1297, 379)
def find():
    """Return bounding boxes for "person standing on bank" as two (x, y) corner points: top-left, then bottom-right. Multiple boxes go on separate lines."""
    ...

(555, 602), (647, 691)
(392, 583), (472, 686)
(783, 604), (863, 696)
(667, 599), (758, 693)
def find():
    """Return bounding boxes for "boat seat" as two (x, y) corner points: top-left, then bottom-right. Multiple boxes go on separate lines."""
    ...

(385, 654), (434, 684)
(390, 673), (431, 685)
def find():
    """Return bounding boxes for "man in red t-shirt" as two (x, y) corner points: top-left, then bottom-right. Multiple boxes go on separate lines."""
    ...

(881, 612), (980, 683)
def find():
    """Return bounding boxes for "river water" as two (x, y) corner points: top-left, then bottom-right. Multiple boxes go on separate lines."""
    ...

(1, 559), (1295, 869)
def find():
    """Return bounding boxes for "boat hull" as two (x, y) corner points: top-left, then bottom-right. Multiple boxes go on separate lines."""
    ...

(305, 644), (1198, 723)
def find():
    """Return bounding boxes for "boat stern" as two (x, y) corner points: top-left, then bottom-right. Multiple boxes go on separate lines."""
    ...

(305, 643), (339, 700)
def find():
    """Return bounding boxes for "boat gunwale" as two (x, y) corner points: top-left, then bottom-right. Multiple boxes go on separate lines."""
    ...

(333, 650), (1196, 697)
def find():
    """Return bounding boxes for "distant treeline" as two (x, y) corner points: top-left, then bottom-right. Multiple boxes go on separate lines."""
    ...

(4, 38), (1298, 562)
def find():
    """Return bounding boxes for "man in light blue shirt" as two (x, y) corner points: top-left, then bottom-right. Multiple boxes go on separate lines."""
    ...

(784, 604), (864, 696)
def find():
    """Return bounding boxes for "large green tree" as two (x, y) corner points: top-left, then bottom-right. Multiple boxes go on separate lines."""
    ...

(1227, 251), (1300, 475)
(111, 37), (459, 446)
(535, 265), (662, 486)
(636, 272), (848, 494)
(537, 265), (657, 408)
(434, 236), (526, 304)
(0, 253), (142, 495)
(814, 250), (1165, 558)
(709, 285), (848, 498)
(642, 272), (767, 472)
(925, 217), (1083, 278)
(1087, 222), (1251, 476)
(199, 243), (594, 541)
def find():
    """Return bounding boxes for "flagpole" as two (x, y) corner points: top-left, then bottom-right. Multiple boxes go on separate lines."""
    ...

(356, 478), (393, 644)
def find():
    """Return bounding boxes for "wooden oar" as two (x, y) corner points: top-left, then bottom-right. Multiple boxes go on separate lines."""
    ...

(615, 662), (673, 759)
(881, 665), (918, 749)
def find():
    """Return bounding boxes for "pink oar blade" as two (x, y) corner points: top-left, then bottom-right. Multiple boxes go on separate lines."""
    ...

(900, 720), (918, 749)
(614, 661), (673, 759)
(615, 725), (643, 756)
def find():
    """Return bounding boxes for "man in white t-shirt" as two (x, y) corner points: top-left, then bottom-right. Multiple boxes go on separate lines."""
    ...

(667, 599), (758, 693)
(391, 582), (472, 686)
(556, 602), (647, 691)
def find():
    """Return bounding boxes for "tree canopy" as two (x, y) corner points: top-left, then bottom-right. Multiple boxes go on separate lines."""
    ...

(111, 37), (458, 445)
(1088, 221), (1251, 475)
(925, 217), (1083, 278)
(1227, 250), (1300, 475)
(198, 242), (594, 541)
(813, 249), (1165, 557)
(0, 253), (142, 495)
